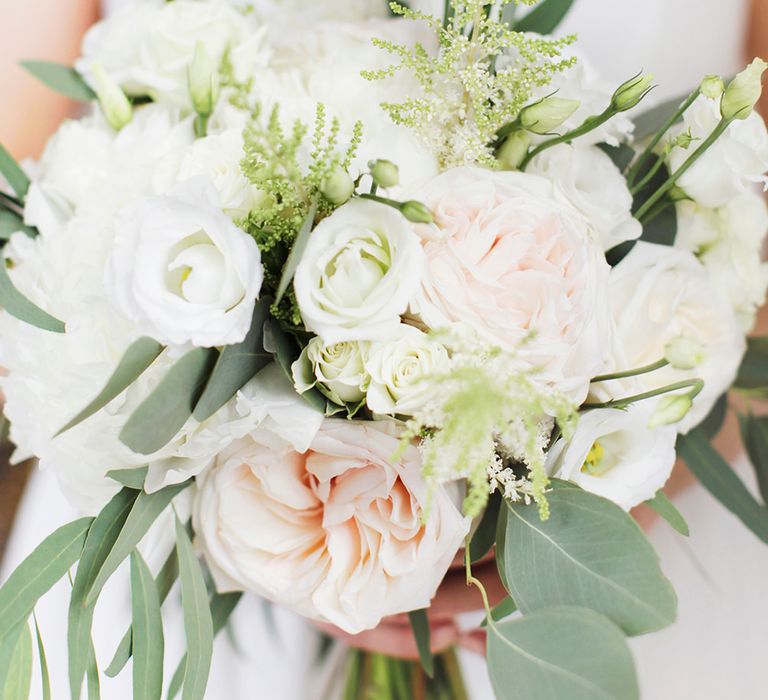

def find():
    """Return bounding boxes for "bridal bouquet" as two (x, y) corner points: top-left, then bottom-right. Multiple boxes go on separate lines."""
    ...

(2, 0), (768, 698)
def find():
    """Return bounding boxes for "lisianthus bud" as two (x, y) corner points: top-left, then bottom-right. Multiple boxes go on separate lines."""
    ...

(519, 96), (580, 135)
(321, 167), (355, 205)
(369, 159), (400, 189)
(721, 58), (768, 120)
(400, 200), (434, 224)
(188, 41), (220, 117)
(91, 63), (132, 131)
(700, 75), (725, 100)
(648, 394), (693, 428)
(664, 336), (706, 370)
(497, 130), (531, 170)
(611, 73), (654, 112)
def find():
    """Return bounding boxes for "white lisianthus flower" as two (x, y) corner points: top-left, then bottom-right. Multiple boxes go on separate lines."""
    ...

(668, 96), (768, 207)
(365, 325), (450, 415)
(193, 419), (469, 634)
(599, 242), (745, 433)
(545, 404), (677, 511)
(409, 166), (613, 402)
(528, 144), (641, 251)
(292, 338), (371, 405)
(294, 199), (424, 343)
(108, 179), (263, 347)
(676, 193), (768, 330)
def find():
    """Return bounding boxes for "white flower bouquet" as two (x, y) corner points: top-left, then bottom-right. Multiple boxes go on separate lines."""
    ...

(1, 0), (768, 698)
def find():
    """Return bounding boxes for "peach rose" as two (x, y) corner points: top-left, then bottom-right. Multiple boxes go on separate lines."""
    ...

(409, 166), (612, 401)
(193, 419), (469, 634)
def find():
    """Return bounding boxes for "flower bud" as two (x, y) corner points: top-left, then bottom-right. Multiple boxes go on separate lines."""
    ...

(497, 130), (531, 170)
(400, 200), (434, 224)
(721, 58), (768, 120)
(648, 394), (693, 428)
(611, 73), (654, 112)
(520, 96), (580, 135)
(664, 336), (705, 370)
(320, 167), (355, 205)
(369, 159), (400, 189)
(91, 62), (132, 131)
(188, 41), (220, 117)
(700, 75), (725, 100)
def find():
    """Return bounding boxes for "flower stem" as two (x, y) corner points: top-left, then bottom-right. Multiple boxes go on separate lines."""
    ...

(591, 358), (669, 383)
(629, 154), (666, 195)
(582, 378), (704, 411)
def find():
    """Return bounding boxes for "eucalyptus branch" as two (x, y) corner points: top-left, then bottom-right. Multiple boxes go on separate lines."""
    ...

(581, 378), (704, 411)
(591, 358), (669, 383)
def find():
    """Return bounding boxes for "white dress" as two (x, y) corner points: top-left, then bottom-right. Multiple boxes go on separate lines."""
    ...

(3, 1), (765, 699)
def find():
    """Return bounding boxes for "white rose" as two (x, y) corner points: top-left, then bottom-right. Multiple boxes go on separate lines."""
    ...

(676, 193), (768, 330)
(294, 199), (425, 343)
(193, 419), (469, 634)
(668, 95), (768, 207)
(365, 325), (449, 415)
(528, 144), (641, 251)
(545, 404), (677, 511)
(108, 179), (263, 347)
(600, 242), (745, 433)
(291, 338), (370, 405)
(409, 166), (613, 402)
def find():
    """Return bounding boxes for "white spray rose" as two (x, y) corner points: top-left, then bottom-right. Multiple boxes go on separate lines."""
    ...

(193, 419), (469, 634)
(294, 199), (425, 344)
(668, 95), (768, 207)
(545, 404), (677, 511)
(365, 325), (450, 415)
(108, 179), (263, 347)
(528, 144), (641, 251)
(292, 338), (371, 405)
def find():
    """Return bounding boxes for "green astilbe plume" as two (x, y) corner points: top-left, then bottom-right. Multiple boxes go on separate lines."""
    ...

(363, 0), (576, 167)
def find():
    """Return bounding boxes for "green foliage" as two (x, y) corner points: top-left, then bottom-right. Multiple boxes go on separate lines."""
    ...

(408, 610), (433, 678)
(364, 1), (576, 167)
(20, 61), (96, 103)
(645, 490), (690, 536)
(129, 551), (164, 700)
(2, 621), (32, 700)
(739, 412), (768, 503)
(0, 259), (65, 333)
(513, 0), (576, 34)
(0, 143), (31, 200)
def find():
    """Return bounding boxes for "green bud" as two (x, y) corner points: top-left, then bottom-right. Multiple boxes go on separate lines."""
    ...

(721, 58), (768, 120)
(519, 96), (580, 135)
(664, 336), (706, 370)
(648, 394), (693, 428)
(91, 62), (132, 131)
(611, 73), (654, 112)
(400, 200), (434, 224)
(188, 41), (220, 117)
(321, 167), (355, 205)
(700, 75), (725, 99)
(497, 130), (531, 170)
(369, 159), (400, 188)
(667, 129), (696, 151)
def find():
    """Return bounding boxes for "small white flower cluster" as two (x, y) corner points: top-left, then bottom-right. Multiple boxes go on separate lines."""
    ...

(487, 454), (537, 505)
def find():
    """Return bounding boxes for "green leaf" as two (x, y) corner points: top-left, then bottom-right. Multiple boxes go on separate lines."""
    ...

(645, 491), (690, 536)
(678, 428), (768, 545)
(408, 609), (433, 678)
(498, 487), (677, 636)
(739, 413), (768, 504)
(2, 621), (32, 700)
(469, 491), (501, 563)
(175, 517), (213, 700)
(69, 489), (137, 700)
(0, 144), (30, 201)
(0, 260), (65, 333)
(632, 92), (689, 143)
(736, 336), (768, 390)
(0, 210), (36, 240)
(0, 623), (25, 690)
(120, 348), (216, 455)
(57, 338), (164, 436)
(87, 641), (100, 700)
(84, 481), (190, 607)
(130, 551), (164, 700)
(32, 615), (51, 700)
(487, 606), (639, 700)
(107, 467), (149, 491)
(514, 0), (575, 34)
(597, 143), (635, 173)
(0, 517), (92, 640)
(193, 300), (271, 422)
(700, 393), (728, 439)
(275, 195), (319, 304)
(481, 596), (518, 627)
(20, 61), (96, 102)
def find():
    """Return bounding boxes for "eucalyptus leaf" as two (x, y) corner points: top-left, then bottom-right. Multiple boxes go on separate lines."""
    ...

(87, 641), (100, 700)
(33, 615), (51, 700)
(175, 517), (213, 700)
(57, 338), (164, 436)
(739, 413), (768, 504)
(498, 487), (677, 635)
(0, 517), (92, 640)
(735, 336), (768, 390)
(130, 551), (164, 700)
(645, 491), (689, 536)
(0, 261), (65, 333)
(107, 467), (149, 491)
(275, 195), (318, 304)
(700, 393), (728, 439)
(20, 61), (96, 102)
(487, 606), (639, 700)
(0, 210), (36, 240)
(480, 596), (518, 627)
(193, 299), (271, 422)
(2, 621), (32, 700)
(408, 609), (433, 678)
(469, 491), (501, 563)
(0, 623), (25, 691)
(678, 428), (768, 545)
(514, 0), (575, 34)
(120, 347), (216, 455)
(0, 144), (30, 200)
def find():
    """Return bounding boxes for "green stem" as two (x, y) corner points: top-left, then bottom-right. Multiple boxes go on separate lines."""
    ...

(441, 649), (469, 700)
(193, 113), (209, 138)
(639, 198), (675, 226)
(582, 378), (704, 411)
(630, 154), (666, 195)
(591, 358), (669, 383)
(358, 192), (401, 209)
